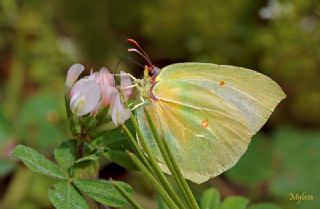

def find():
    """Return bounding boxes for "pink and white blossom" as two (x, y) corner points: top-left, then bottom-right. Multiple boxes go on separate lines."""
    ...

(66, 64), (132, 126)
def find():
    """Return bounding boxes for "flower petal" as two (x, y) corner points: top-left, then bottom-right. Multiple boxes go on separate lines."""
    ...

(108, 89), (131, 126)
(70, 78), (101, 116)
(120, 71), (133, 101)
(95, 68), (116, 105)
(65, 63), (85, 89)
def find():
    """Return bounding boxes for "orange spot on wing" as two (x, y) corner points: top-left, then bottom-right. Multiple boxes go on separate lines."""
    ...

(201, 120), (209, 128)
(219, 80), (225, 86)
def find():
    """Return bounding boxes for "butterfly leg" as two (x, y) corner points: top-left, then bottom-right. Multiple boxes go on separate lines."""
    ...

(129, 96), (145, 111)
(114, 72), (139, 82)
(149, 81), (159, 101)
(130, 102), (145, 111)
(120, 84), (136, 90)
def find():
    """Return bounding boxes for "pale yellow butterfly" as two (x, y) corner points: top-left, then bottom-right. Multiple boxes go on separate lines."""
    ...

(128, 39), (286, 184)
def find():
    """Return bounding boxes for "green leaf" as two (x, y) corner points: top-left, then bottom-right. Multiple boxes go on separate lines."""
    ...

(220, 196), (249, 209)
(269, 128), (320, 209)
(95, 120), (134, 151)
(71, 160), (99, 179)
(248, 203), (282, 209)
(75, 152), (100, 163)
(103, 149), (138, 170)
(54, 140), (77, 170)
(200, 188), (220, 209)
(48, 181), (88, 209)
(270, 128), (320, 196)
(226, 134), (273, 186)
(12, 145), (66, 179)
(74, 179), (132, 207)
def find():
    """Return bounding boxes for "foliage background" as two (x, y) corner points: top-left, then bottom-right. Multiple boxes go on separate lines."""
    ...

(0, 0), (319, 208)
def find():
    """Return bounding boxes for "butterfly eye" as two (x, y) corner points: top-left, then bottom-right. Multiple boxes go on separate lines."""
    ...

(148, 66), (160, 77)
(153, 67), (160, 76)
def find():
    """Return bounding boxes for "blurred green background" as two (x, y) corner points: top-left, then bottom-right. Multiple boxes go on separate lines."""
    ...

(0, 0), (319, 208)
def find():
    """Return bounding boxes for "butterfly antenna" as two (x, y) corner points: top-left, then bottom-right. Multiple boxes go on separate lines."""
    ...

(127, 38), (153, 66)
(114, 56), (144, 74)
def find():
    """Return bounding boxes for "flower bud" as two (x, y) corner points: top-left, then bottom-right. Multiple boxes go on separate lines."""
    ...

(65, 63), (85, 89)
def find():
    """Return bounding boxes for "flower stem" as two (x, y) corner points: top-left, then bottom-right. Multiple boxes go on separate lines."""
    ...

(122, 124), (153, 172)
(130, 115), (187, 209)
(112, 180), (145, 209)
(144, 110), (200, 209)
(128, 152), (180, 209)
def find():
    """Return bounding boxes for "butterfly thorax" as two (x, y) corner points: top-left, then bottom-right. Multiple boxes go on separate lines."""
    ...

(144, 65), (160, 101)
(134, 65), (160, 102)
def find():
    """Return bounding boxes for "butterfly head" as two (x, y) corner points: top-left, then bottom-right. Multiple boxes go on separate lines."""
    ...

(127, 38), (160, 82)
(147, 65), (160, 79)
(127, 38), (160, 101)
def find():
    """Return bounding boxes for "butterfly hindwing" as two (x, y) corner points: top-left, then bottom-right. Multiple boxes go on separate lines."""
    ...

(138, 80), (252, 183)
(137, 62), (285, 183)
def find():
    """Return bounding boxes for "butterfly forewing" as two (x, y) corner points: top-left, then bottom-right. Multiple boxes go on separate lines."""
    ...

(157, 63), (285, 134)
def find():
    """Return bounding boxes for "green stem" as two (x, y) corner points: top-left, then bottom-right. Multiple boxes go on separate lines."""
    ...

(64, 94), (72, 119)
(128, 152), (180, 209)
(122, 124), (153, 172)
(145, 110), (200, 209)
(112, 180), (145, 209)
(162, 137), (200, 209)
(130, 115), (187, 209)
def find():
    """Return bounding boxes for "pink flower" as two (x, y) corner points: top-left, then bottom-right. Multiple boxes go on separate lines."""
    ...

(66, 64), (132, 126)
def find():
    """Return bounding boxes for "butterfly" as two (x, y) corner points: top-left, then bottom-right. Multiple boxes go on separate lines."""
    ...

(127, 39), (286, 184)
